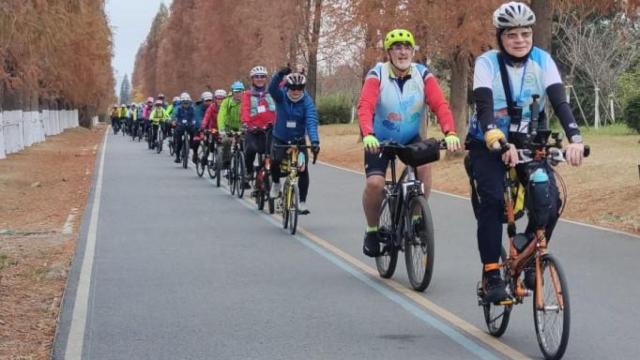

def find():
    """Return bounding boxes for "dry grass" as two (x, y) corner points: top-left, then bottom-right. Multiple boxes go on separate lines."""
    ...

(0, 125), (105, 359)
(319, 122), (640, 235)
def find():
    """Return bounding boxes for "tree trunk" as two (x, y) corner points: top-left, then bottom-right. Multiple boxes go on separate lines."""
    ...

(306, 0), (323, 101)
(531, 0), (553, 50)
(449, 50), (469, 137)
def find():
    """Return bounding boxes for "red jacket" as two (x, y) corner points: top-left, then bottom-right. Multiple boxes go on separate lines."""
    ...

(201, 103), (220, 131)
(241, 89), (276, 129)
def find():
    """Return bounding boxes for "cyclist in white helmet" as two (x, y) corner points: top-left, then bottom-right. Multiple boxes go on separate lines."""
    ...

(466, 2), (585, 304)
(241, 66), (276, 189)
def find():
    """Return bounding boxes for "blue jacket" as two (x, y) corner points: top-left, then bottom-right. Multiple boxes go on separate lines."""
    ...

(173, 105), (195, 126)
(194, 102), (209, 128)
(268, 72), (319, 144)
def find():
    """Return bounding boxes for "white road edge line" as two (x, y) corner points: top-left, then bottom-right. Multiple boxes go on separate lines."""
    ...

(317, 160), (640, 239)
(64, 127), (109, 359)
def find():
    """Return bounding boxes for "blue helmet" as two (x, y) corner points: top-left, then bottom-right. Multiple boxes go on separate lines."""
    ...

(231, 81), (245, 92)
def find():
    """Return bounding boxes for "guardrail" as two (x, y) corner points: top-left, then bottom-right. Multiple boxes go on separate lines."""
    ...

(0, 109), (79, 160)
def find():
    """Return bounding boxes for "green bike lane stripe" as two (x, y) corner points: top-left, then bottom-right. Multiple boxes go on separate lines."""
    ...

(211, 177), (528, 360)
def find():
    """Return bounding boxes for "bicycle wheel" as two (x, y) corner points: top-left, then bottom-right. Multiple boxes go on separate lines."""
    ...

(289, 183), (299, 235)
(229, 153), (237, 195)
(195, 143), (206, 177)
(533, 254), (570, 360)
(207, 145), (217, 179)
(482, 247), (511, 337)
(267, 176), (275, 214)
(182, 133), (188, 169)
(147, 127), (153, 149)
(156, 128), (163, 154)
(256, 171), (265, 211)
(169, 137), (175, 156)
(282, 183), (290, 230)
(404, 196), (435, 292)
(375, 197), (398, 279)
(237, 152), (246, 199)
(215, 148), (222, 187)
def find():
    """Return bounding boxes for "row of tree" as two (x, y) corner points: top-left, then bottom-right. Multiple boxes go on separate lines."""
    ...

(132, 0), (640, 133)
(0, 0), (115, 125)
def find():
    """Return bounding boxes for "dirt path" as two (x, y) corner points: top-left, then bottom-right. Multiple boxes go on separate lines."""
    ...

(320, 123), (640, 236)
(0, 124), (105, 359)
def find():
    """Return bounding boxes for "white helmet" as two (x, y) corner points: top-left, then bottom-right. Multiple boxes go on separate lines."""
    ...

(250, 65), (268, 77)
(214, 89), (227, 98)
(201, 91), (213, 101)
(285, 73), (307, 87)
(180, 92), (192, 102)
(493, 2), (536, 29)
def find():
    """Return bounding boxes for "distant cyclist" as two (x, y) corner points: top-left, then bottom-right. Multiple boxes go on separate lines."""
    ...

(268, 65), (319, 214)
(149, 99), (169, 149)
(172, 92), (196, 164)
(191, 91), (215, 163)
(466, 2), (584, 303)
(200, 89), (227, 163)
(241, 66), (276, 188)
(217, 81), (244, 171)
(357, 28), (461, 257)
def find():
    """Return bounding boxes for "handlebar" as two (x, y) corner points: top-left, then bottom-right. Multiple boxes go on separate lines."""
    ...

(378, 139), (447, 151)
(273, 142), (318, 164)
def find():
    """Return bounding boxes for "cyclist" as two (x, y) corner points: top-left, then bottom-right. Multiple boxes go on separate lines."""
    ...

(128, 103), (139, 137)
(110, 104), (120, 133)
(241, 66), (276, 189)
(200, 89), (227, 164)
(268, 66), (320, 215)
(172, 92), (196, 164)
(466, 2), (585, 303)
(142, 97), (154, 139)
(149, 99), (169, 149)
(164, 96), (179, 139)
(119, 104), (129, 134)
(217, 81), (244, 172)
(191, 91), (214, 163)
(357, 28), (461, 257)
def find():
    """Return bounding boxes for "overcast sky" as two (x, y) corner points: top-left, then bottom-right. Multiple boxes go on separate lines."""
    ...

(106, 0), (173, 90)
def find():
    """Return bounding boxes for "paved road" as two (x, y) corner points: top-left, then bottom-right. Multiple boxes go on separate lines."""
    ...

(54, 131), (640, 359)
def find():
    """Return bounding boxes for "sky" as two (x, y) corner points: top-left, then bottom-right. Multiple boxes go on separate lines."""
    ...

(106, 0), (173, 91)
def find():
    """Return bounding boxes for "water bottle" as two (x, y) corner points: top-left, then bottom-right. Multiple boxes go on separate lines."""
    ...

(529, 168), (551, 227)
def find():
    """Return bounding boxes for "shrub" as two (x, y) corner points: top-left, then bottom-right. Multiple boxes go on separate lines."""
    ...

(623, 94), (640, 133)
(316, 93), (354, 125)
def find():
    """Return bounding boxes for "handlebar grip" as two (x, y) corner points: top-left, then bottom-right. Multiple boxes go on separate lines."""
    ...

(583, 145), (590, 158)
(312, 151), (318, 164)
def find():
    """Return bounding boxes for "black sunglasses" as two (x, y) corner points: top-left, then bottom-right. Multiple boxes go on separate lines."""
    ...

(288, 85), (305, 91)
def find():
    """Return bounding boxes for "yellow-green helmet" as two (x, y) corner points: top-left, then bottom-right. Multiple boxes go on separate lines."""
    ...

(383, 29), (415, 51)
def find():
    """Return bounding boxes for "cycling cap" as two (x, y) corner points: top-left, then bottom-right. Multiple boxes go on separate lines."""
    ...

(383, 29), (415, 51)
(493, 2), (536, 29)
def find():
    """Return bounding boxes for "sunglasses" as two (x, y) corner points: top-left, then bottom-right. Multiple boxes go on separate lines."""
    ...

(204, 99), (213, 102)
(288, 85), (305, 91)
(253, 75), (267, 79)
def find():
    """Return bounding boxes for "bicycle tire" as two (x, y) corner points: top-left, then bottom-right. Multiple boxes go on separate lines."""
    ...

(230, 154), (237, 195)
(404, 196), (435, 292)
(289, 184), (299, 235)
(237, 152), (246, 199)
(482, 246), (511, 337)
(156, 127), (163, 154)
(182, 132), (188, 169)
(533, 253), (570, 360)
(196, 143), (205, 177)
(169, 137), (175, 156)
(147, 127), (153, 149)
(207, 146), (217, 179)
(257, 171), (265, 211)
(215, 148), (222, 187)
(375, 197), (398, 279)
(282, 182), (290, 229)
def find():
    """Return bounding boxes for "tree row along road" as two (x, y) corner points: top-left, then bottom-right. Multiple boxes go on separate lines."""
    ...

(54, 132), (640, 359)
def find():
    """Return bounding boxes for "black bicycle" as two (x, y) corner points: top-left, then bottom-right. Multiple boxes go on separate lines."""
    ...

(374, 139), (444, 292)
(227, 131), (246, 198)
(195, 130), (218, 179)
(156, 122), (164, 154)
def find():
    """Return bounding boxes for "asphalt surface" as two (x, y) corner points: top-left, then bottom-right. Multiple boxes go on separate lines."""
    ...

(54, 131), (640, 359)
